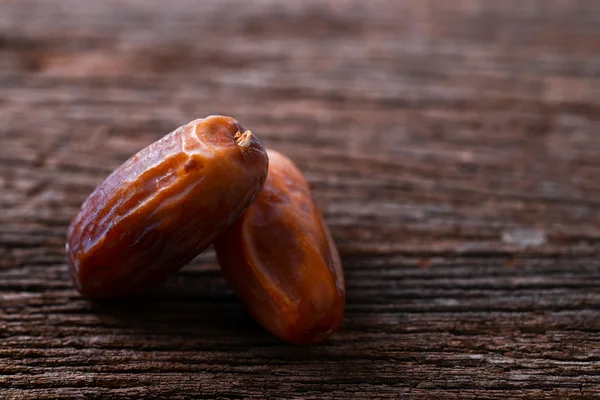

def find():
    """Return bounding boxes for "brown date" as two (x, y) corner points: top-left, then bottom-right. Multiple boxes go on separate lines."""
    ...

(215, 150), (345, 345)
(66, 116), (268, 298)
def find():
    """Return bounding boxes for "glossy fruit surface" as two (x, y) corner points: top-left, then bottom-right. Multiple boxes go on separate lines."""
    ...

(67, 115), (268, 298)
(215, 150), (345, 345)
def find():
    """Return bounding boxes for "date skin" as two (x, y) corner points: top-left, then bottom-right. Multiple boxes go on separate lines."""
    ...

(67, 116), (268, 298)
(215, 150), (345, 345)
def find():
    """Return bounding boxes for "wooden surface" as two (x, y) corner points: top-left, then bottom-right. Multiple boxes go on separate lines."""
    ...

(2, 1), (600, 398)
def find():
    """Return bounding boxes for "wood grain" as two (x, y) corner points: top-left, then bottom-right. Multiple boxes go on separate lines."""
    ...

(1, 0), (600, 398)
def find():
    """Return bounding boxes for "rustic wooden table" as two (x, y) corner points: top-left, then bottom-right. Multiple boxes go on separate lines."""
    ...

(1, 1), (600, 399)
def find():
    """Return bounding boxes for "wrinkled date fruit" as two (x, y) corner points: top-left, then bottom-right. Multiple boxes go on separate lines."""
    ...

(215, 150), (345, 345)
(67, 116), (268, 298)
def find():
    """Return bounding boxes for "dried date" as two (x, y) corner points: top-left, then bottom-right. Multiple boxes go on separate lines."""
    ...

(66, 115), (268, 298)
(215, 150), (345, 345)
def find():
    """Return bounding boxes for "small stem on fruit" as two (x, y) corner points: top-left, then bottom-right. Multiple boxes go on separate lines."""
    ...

(234, 130), (253, 149)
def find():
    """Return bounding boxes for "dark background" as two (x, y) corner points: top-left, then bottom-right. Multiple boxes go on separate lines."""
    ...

(1, 1), (600, 398)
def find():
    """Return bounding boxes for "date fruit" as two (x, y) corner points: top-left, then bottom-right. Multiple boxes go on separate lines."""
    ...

(66, 115), (268, 298)
(215, 150), (345, 345)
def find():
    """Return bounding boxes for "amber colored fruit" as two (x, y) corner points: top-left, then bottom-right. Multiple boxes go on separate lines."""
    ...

(215, 150), (345, 345)
(66, 116), (268, 298)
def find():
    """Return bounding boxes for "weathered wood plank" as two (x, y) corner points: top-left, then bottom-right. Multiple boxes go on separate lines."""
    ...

(1, 0), (600, 398)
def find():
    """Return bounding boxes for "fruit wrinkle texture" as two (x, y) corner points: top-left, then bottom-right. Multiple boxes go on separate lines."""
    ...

(67, 116), (268, 298)
(215, 150), (345, 345)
